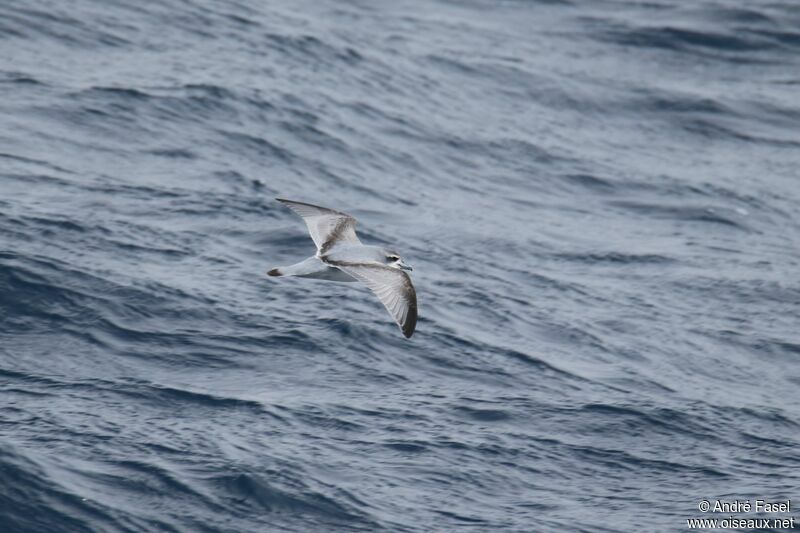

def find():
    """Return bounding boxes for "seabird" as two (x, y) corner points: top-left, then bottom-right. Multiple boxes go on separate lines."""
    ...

(268, 198), (418, 338)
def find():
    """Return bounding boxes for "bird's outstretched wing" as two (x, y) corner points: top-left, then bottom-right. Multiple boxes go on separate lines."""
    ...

(276, 198), (361, 253)
(332, 263), (417, 338)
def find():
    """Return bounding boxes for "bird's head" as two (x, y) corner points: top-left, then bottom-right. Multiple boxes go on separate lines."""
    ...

(383, 250), (412, 271)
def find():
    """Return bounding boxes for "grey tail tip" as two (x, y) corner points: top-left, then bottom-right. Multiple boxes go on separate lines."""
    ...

(267, 268), (282, 277)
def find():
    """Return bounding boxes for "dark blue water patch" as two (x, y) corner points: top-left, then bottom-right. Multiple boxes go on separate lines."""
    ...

(144, 147), (198, 159)
(559, 172), (618, 193)
(600, 23), (775, 53)
(96, 379), (271, 413)
(264, 33), (364, 66)
(575, 403), (726, 442)
(607, 201), (751, 229)
(0, 443), (119, 533)
(0, 4), (131, 48)
(706, 329), (800, 361)
(693, 6), (777, 25)
(678, 116), (800, 147)
(671, 277), (800, 307)
(216, 130), (297, 163)
(0, 257), (105, 332)
(278, 120), (351, 154)
(210, 470), (380, 531)
(748, 28), (800, 49)
(627, 89), (733, 116)
(455, 405), (512, 422)
(82, 86), (152, 101)
(47, 85), (238, 136)
(571, 442), (730, 478)
(0, 71), (45, 85)
(552, 251), (676, 265)
(431, 508), (489, 525)
(382, 440), (429, 454)
(0, 367), (64, 389)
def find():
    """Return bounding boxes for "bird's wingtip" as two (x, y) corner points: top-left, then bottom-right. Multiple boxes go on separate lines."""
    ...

(267, 268), (282, 277)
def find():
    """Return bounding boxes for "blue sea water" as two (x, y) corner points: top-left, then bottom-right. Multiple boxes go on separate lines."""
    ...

(1, 0), (799, 531)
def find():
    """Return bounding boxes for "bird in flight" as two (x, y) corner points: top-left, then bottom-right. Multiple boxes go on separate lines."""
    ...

(268, 198), (418, 338)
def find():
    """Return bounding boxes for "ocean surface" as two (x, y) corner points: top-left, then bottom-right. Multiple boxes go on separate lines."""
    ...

(2, 0), (799, 531)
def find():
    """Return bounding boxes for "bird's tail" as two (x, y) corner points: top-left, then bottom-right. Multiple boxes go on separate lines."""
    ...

(267, 258), (318, 277)
(267, 256), (352, 280)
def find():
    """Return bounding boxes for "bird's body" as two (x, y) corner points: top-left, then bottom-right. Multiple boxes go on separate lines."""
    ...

(268, 199), (418, 338)
(267, 256), (357, 282)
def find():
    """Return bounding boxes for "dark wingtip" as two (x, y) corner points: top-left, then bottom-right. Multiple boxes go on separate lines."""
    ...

(267, 268), (282, 277)
(402, 307), (418, 338)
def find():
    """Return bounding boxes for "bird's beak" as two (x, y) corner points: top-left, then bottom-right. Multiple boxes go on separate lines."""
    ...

(397, 259), (412, 271)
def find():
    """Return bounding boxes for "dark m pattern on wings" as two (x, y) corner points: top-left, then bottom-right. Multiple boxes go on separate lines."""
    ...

(319, 217), (355, 255)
